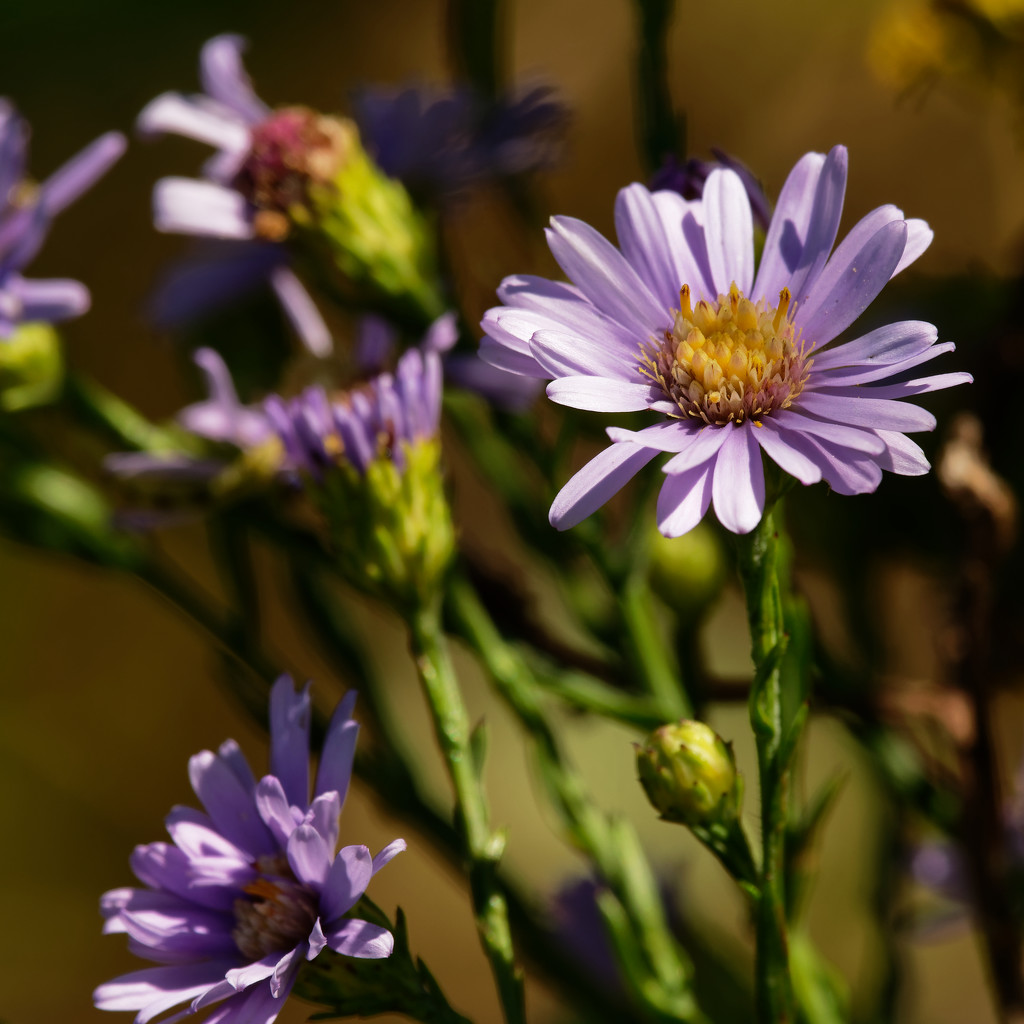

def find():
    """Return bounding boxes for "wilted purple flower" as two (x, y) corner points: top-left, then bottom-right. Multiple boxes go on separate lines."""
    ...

(266, 344), (442, 477)
(650, 150), (771, 233)
(352, 83), (567, 202)
(138, 34), (333, 356)
(481, 145), (972, 537)
(0, 100), (125, 336)
(95, 676), (404, 1024)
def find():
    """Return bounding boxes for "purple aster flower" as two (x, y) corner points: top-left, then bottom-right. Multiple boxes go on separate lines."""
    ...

(266, 344), (442, 477)
(0, 100), (125, 336)
(352, 83), (567, 202)
(481, 145), (972, 537)
(138, 34), (333, 356)
(650, 150), (772, 233)
(95, 676), (404, 1024)
(356, 311), (538, 411)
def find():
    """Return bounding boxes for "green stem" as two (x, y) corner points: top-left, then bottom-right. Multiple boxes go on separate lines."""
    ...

(61, 371), (190, 453)
(621, 570), (693, 720)
(408, 600), (526, 1024)
(447, 573), (707, 1024)
(735, 509), (797, 1024)
(633, 0), (684, 173)
(446, 0), (504, 98)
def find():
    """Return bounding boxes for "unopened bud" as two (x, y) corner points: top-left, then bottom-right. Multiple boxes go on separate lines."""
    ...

(647, 522), (726, 617)
(636, 720), (740, 827)
(0, 322), (64, 411)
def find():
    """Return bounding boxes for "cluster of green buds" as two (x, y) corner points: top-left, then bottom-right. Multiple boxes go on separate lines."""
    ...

(266, 346), (455, 613)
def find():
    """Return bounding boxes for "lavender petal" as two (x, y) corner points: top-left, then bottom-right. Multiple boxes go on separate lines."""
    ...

(711, 424), (765, 534)
(549, 442), (660, 529)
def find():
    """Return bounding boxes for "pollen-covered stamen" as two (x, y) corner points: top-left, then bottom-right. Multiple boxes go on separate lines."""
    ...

(232, 865), (320, 960)
(641, 282), (811, 426)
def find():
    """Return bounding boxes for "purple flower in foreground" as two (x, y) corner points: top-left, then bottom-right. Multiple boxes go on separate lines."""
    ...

(138, 34), (333, 356)
(0, 100), (124, 335)
(481, 145), (972, 537)
(352, 83), (567, 202)
(95, 676), (404, 1024)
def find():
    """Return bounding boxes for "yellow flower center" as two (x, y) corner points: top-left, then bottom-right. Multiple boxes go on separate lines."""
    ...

(641, 283), (811, 426)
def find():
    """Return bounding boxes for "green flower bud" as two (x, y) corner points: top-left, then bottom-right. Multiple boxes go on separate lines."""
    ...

(0, 322), (64, 412)
(647, 521), (727, 617)
(636, 720), (741, 827)
(320, 438), (455, 612)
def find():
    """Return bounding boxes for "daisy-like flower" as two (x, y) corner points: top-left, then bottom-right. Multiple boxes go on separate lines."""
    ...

(138, 34), (333, 356)
(95, 677), (404, 1024)
(0, 100), (125, 335)
(481, 145), (972, 536)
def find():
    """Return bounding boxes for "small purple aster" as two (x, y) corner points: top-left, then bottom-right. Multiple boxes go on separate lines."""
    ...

(481, 145), (972, 537)
(352, 83), (567, 202)
(95, 676), (404, 1024)
(649, 150), (772, 233)
(356, 311), (538, 411)
(0, 100), (125, 336)
(266, 344), (442, 477)
(138, 34), (333, 356)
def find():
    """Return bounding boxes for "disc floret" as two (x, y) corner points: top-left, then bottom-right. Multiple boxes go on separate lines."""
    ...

(643, 283), (811, 426)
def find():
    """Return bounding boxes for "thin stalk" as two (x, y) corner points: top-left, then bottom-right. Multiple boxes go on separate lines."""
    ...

(621, 570), (693, 720)
(586, 536), (693, 722)
(447, 573), (707, 1024)
(408, 600), (526, 1024)
(735, 509), (797, 1024)
(61, 371), (189, 453)
(633, 0), (684, 174)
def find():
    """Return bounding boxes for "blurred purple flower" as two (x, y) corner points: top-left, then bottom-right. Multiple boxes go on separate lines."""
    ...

(481, 145), (972, 538)
(138, 34), (333, 356)
(650, 150), (771, 233)
(356, 311), (538, 411)
(266, 344), (442, 477)
(95, 676), (404, 1024)
(352, 83), (567, 202)
(0, 100), (125, 336)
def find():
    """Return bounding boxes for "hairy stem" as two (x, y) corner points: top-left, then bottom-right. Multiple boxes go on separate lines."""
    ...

(408, 600), (526, 1024)
(735, 509), (797, 1024)
(447, 572), (707, 1024)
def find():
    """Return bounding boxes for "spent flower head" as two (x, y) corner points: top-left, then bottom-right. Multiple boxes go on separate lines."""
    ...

(140, 34), (444, 352)
(482, 145), (972, 537)
(95, 677), (404, 1024)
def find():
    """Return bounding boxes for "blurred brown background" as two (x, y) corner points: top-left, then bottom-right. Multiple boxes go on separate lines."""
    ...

(1, 1), (1020, 1022)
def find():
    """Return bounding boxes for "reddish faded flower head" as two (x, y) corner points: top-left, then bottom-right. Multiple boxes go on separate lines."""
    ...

(95, 677), (404, 1024)
(481, 146), (971, 537)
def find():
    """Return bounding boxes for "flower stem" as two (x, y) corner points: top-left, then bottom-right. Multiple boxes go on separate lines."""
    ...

(632, 0), (684, 173)
(447, 572), (708, 1024)
(734, 509), (798, 1024)
(408, 600), (526, 1024)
